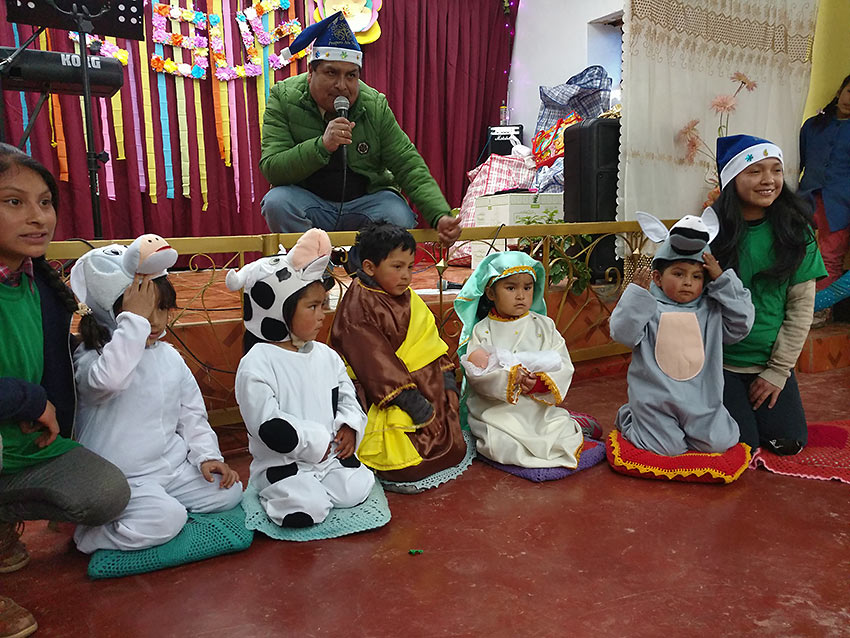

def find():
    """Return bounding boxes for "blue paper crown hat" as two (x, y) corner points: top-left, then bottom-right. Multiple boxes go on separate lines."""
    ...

(716, 134), (783, 189)
(282, 11), (362, 67)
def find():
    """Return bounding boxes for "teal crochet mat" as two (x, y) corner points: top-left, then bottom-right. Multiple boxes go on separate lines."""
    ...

(87, 504), (254, 579)
(380, 429), (476, 494)
(243, 479), (390, 541)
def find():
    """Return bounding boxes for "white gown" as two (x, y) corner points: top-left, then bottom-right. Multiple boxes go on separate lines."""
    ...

(73, 312), (242, 554)
(235, 341), (374, 526)
(462, 312), (584, 468)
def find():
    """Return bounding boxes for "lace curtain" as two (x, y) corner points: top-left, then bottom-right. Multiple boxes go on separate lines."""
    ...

(618, 0), (818, 220)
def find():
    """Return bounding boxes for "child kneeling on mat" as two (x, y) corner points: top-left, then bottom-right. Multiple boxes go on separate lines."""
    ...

(70, 235), (242, 554)
(610, 210), (755, 456)
(454, 251), (587, 468)
(230, 230), (374, 527)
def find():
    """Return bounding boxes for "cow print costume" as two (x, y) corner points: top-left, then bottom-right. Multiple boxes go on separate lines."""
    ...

(229, 229), (374, 527)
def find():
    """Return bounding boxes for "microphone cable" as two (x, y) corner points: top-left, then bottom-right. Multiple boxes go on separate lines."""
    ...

(333, 95), (350, 232)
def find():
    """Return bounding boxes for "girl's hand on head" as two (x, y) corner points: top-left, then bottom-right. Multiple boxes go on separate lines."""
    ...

(200, 460), (240, 489)
(122, 274), (158, 319)
(703, 253), (723, 281)
(333, 424), (357, 460)
(748, 376), (782, 410)
(19, 400), (59, 448)
(633, 267), (652, 289)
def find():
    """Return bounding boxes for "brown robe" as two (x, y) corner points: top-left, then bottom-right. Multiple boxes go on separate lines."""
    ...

(330, 274), (467, 482)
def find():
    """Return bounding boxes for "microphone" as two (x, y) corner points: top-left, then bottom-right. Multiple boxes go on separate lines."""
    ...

(333, 95), (350, 171)
(333, 95), (350, 119)
(332, 96), (350, 227)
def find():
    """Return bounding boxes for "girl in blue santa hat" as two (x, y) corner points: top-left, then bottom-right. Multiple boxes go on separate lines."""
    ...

(709, 135), (827, 456)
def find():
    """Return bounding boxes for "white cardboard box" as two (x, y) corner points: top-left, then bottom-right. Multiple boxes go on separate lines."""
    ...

(470, 193), (563, 267)
(474, 192), (563, 226)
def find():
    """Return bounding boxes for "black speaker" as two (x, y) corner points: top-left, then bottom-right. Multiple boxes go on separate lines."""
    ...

(486, 125), (523, 159)
(562, 118), (621, 281)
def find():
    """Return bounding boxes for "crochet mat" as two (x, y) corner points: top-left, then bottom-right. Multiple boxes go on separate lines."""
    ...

(380, 429), (476, 494)
(750, 420), (850, 484)
(87, 505), (254, 579)
(478, 437), (606, 482)
(605, 430), (751, 484)
(243, 479), (391, 541)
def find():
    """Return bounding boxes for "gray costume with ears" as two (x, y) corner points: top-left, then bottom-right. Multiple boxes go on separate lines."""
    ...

(610, 209), (755, 456)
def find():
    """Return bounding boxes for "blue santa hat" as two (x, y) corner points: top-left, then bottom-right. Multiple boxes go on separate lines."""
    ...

(716, 134), (783, 189)
(281, 11), (362, 67)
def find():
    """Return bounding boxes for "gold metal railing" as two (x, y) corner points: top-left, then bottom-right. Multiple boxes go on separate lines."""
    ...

(47, 221), (658, 429)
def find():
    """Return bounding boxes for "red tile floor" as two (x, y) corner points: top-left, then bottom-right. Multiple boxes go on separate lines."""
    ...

(6, 266), (850, 637)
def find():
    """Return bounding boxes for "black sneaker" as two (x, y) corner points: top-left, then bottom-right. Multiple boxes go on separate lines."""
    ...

(763, 439), (804, 456)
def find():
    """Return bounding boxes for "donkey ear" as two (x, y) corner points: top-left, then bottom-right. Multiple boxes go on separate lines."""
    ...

(701, 207), (720, 242)
(635, 211), (669, 243)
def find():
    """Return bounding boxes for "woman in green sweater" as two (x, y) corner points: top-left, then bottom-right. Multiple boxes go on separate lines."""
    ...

(0, 144), (129, 636)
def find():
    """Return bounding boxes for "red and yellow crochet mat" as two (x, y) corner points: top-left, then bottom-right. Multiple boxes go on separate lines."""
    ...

(750, 420), (850, 484)
(605, 430), (751, 484)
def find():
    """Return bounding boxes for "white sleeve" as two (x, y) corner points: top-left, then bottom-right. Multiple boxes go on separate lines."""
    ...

(173, 352), (223, 469)
(464, 321), (522, 404)
(530, 318), (574, 405)
(332, 356), (368, 445)
(235, 354), (332, 465)
(74, 312), (150, 404)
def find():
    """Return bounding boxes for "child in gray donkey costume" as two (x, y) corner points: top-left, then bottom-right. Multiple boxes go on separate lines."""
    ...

(610, 208), (755, 456)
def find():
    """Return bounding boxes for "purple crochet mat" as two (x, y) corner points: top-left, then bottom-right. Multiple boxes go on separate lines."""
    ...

(478, 438), (606, 482)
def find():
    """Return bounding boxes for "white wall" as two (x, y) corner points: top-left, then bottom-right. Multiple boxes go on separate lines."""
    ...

(507, 0), (623, 142)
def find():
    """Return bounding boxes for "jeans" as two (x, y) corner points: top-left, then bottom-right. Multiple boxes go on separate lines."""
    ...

(723, 370), (808, 451)
(0, 446), (130, 525)
(261, 185), (417, 233)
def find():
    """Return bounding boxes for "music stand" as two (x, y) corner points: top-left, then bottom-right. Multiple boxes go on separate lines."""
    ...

(3, 0), (144, 238)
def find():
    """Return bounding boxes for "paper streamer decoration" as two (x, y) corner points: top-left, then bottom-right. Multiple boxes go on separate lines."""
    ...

(11, 24), (31, 155)
(154, 43), (176, 198)
(40, 29), (69, 180)
(192, 79), (209, 210)
(106, 37), (126, 161)
(137, 37), (159, 202)
(125, 41), (147, 192)
(99, 98), (116, 200)
(222, 0), (241, 210)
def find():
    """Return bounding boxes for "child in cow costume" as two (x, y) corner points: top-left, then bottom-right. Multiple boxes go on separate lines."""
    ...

(609, 209), (755, 456)
(229, 229), (374, 527)
(70, 234), (242, 553)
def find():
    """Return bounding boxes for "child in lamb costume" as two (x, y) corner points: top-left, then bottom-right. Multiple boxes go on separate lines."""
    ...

(70, 234), (242, 553)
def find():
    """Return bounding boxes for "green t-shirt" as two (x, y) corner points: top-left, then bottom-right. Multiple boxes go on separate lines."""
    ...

(723, 219), (827, 368)
(0, 277), (79, 474)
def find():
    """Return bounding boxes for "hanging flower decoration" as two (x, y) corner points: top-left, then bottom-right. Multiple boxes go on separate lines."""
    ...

(151, 4), (210, 79)
(68, 32), (129, 65)
(676, 71), (759, 204)
(149, 1), (304, 81)
(314, 0), (383, 45)
(231, 3), (305, 81)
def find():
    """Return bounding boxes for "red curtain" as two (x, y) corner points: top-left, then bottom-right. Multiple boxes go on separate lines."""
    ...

(0, 1), (516, 240)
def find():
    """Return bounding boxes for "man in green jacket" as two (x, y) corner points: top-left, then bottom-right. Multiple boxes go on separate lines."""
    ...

(259, 11), (461, 244)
